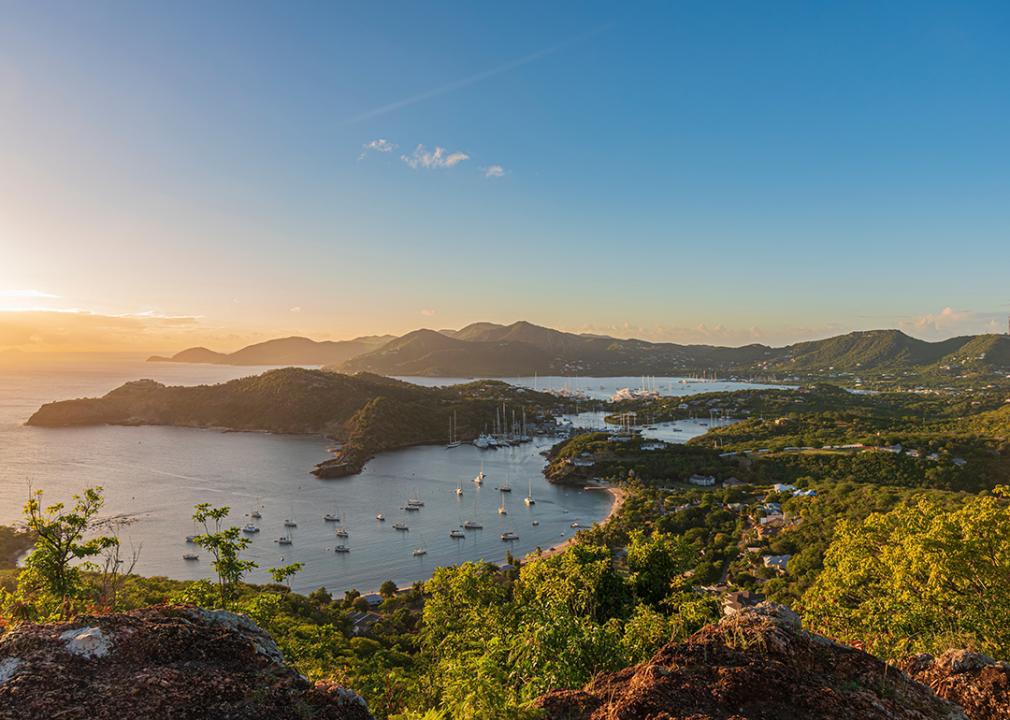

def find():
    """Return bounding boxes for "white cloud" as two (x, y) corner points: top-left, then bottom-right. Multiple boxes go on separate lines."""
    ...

(401, 145), (469, 170)
(420, 308), (437, 317)
(483, 164), (506, 178)
(359, 138), (397, 159)
(901, 307), (1006, 339)
(290, 306), (302, 313)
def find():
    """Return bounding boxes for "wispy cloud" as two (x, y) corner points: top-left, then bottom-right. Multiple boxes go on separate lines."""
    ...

(0, 289), (59, 299)
(483, 164), (506, 178)
(344, 25), (609, 125)
(289, 306), (302, 313)
(358, 138), (397, 160)
(420, 308), (437, 317)
(401, 145), (469, 170)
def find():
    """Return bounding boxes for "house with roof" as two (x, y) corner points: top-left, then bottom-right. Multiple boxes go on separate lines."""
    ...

(762, 554), (791, 572)
(688, 474), (716, 487)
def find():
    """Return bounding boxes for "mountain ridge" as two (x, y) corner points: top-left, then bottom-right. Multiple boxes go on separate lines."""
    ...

(147, 321), (1010, 381)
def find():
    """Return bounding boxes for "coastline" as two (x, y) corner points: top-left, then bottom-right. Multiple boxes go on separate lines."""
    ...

(526, 485), (626, 561)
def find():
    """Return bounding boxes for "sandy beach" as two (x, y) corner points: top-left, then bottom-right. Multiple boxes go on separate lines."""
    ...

(525, 485), (626, 561)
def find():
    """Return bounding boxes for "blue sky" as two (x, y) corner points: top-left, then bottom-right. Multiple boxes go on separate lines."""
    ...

(2, 1), (1009, 351)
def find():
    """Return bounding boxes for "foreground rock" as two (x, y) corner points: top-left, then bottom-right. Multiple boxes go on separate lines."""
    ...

(902, 650), (1010, 720)
(0, 605), (373, 720)
(537, 603), (967, 720)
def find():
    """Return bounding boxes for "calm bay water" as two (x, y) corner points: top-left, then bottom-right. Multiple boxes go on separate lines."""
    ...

(0, 356), (610, 594)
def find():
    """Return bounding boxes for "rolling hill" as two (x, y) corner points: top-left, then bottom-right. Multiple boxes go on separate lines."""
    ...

(148, 321), (1010, 382)
(148, 335), (393, 366)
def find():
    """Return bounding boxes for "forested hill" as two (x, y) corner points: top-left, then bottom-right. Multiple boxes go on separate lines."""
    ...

(26, 368), (562, 476)
(337, 321), (1010, 381)
(146, 320), (1010, 382)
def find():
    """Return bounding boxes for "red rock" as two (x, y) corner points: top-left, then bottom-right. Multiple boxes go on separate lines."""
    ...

(0, 605), (372, 720)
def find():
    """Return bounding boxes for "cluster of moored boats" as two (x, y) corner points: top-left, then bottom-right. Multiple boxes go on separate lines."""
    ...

(183, 464), (539, 561)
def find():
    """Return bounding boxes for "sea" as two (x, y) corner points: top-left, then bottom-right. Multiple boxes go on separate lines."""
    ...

(0, 356), (769, 595)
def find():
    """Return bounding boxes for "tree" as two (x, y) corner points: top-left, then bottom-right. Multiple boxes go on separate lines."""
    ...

(626, 529), (691, 606)
(380, 580), (399, 598)
(269, 562), (304, 589)
(803, 487), (1010, 659)
(192, 503), (257, 608)
(3, 487), (119, 621)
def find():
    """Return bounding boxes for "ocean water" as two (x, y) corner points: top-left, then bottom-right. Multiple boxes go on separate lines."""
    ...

(0, 356), (610, 594)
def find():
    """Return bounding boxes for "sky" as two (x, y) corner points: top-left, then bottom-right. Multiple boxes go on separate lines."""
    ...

(2, 1), (1010, 353)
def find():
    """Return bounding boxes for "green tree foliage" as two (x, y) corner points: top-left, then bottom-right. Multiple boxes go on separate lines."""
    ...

(625, 529), (692, 606)
(803, 487), (1010, 660)
(2, 487), (118, 621)
(192, 503), (257, 609)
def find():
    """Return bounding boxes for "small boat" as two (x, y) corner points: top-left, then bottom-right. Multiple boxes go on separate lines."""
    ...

(449, 529), (465, 538)
(376, 513), (385, 521)
(250, 510), (262, 519)
(241, 524), (260, 534)
(335, 528), (349, 538)
(532, 520), (540, 526)
(284, 519), (297, 528)
(183, 553), (199, 561)
(324, 513), (339, 522)
(403, 505), (420, 512)
(407, 493), (424, 507)
(463, 520), (483, 529)
(393, 523), (409, 531)
(455, 476), (464, 496)
(500, 531), (519, 542)
(334, 544), (350, 553)
(185, 535), (199, 544)
(474, 460), (486, 485)
(413, 547), (427, 556)
(571, 521), (581, 528)
(275, 531), (293, 545)
(497, 490), (508, 515)
(498, 473), (512, 493)
(524, 476), (536, 506)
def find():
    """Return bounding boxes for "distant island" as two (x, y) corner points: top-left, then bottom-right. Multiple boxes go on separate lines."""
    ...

(26, 368), (565, 478)
(146, 320), (1010, 388)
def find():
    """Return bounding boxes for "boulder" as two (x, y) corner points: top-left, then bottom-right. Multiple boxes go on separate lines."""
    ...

(537, 602), (967, 720)
(0, 605), (373, 720)
(902, 650), (1010, 720)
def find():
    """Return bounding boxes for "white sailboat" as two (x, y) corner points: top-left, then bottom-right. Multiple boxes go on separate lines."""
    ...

(446, 411), (462, 448)
(334, 513), (349, 538)
(497, 490), (508, 515)
(455, 475), (464, 497)
(474, 459), (485, 485)
(524, 475), (536, 506)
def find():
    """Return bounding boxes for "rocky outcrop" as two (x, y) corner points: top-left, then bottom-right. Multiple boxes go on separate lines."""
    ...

(0, 605), (373, 720)
(537, 603), (967, 720)
(902, 650), (1010, 720)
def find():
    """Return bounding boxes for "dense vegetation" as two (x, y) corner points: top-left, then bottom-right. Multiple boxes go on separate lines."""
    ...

(10, 379), (1010, 716)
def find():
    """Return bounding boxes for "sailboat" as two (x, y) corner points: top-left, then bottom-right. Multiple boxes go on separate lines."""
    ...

(250, 500), (262, 520)
(449, 528), (465, 538)
(498, 471), (512, 493)
(497, 490), (508, 515)
(464, 490), (483, 529)
(334, 543), (350, 553)
(474, 460), (486, 485)
(334, 513), (349, 538)
(413, 535), (428, 556)
(446, 411), (462, 448)
(275, 529), (293, 546)
(455, 475), (464, 497)
(524, 475), (536, 506)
